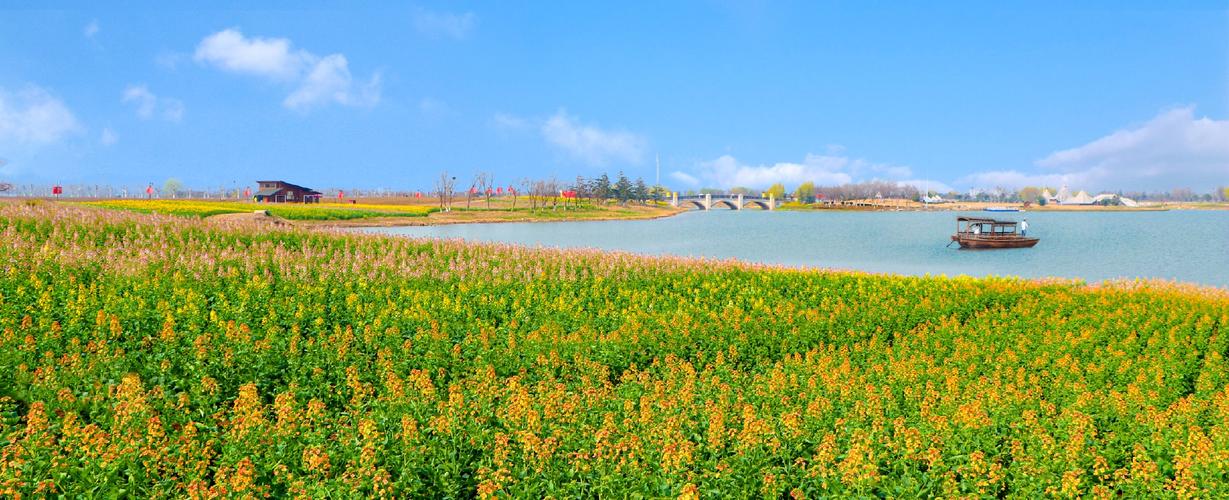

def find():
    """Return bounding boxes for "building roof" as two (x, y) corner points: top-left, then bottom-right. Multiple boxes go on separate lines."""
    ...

(255, 188), (283, 197)
(254, 180), (322, 195)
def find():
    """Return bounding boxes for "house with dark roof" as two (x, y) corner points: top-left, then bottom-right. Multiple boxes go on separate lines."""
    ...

(253, 180), (323, 203)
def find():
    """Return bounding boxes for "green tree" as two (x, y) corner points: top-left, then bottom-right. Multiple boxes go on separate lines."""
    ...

(590, 174), (612, 203)
(1018, 186), (1042, 203)
(163, 178), (184, 198)
(794, 181), (815, 203)
(1222, 186), (1229, 202)
(729, 186), (750, 195)
(765, 183), (785, 200)
(614, 172), (633, 204)
(632, 178), (648, 203)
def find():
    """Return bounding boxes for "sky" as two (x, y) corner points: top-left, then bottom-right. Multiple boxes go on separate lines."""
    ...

(1, 1), (1227, 194)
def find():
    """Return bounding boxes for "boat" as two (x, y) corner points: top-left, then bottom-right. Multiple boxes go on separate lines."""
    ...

(950, 217), (1039, 249)
(984, 206), (1019, 212)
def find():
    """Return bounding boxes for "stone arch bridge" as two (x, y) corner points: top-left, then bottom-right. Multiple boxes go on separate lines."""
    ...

(670, 193), (778, 210)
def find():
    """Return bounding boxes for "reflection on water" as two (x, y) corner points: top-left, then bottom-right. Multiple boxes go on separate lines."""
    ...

(359, 210), (1229, 288)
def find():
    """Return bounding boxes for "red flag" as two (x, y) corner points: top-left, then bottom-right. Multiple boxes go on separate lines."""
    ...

(415, 192), (422, 199)
(145, 185), (153, 195)
(52, 185), (63, 195)
(243, 187), (251, 197)
(338, 190), (344, 200)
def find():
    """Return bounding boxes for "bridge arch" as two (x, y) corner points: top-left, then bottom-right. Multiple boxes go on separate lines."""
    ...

(742, 200), (772, 210)
(681, 200), (708, 210)
(711, 199), (740, 210)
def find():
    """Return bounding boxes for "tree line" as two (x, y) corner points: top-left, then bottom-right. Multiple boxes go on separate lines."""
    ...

(434, 170), (667, 212)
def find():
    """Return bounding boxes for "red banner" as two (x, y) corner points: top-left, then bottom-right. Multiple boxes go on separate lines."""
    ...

(52, 185), (63, 195)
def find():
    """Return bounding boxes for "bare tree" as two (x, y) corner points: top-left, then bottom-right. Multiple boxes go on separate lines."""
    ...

(521, 178), (535, 211)
(480, 172), (494, 209)
(435, 171), (456, 212)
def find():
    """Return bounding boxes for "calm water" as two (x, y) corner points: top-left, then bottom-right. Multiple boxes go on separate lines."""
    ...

(360, 210), (1229, 288)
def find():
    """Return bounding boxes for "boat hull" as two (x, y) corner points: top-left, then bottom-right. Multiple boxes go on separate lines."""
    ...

(951, 235), (1039, 249)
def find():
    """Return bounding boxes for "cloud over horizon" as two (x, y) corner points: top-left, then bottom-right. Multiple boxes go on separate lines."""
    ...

(194, 28), (380, 111)
(960, 107), (1229, 191)
(0, 85), (81, 146)
(670, 148), (951, 192)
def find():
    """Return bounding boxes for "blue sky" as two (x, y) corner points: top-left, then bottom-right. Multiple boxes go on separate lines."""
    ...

(1, 1), (1227, 193)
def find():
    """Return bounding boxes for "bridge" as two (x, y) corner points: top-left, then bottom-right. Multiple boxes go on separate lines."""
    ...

(670, 192), (778, 210)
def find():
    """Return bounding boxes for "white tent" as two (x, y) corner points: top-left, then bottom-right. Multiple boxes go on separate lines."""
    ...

(1056, 185), (1071, 202)
(1063, 190), (1095, 205)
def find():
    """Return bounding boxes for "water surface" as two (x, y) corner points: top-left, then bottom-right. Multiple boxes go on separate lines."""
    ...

(359, 210), (1229, 288)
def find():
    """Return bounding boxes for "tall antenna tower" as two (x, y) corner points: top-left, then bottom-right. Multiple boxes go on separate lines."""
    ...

(655, 153), (660, 186)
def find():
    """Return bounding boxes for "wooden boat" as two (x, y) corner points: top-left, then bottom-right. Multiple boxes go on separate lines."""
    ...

(951, 217), (1039, 249)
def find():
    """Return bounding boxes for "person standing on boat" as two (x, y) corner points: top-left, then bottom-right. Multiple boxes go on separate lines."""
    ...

(1020, 218), (1029, 236)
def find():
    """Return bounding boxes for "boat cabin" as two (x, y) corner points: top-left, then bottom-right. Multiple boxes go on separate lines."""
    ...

(956, 217), (1020, 237)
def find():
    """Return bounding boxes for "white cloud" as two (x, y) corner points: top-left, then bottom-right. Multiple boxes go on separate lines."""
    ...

(0, 85), (80, 145)
(283, 55), (381, 111)
(83, 20), (99, 39)
(669, 171), (700, 186)
(122, 85), (184, 122)
(1035, 106), (1229, 190)
(896, 178), (956, 194)
(956, 170), (1075, 190)
(541, 110), (647, 166)
(671, 149), (915, 189)
(194, 29), (309, 80)
(413, 8), (476, 40)
(491, 112), (530, 131)
(99, 127), (118, 146)
(195, 28), (381, 111)
(957, 107), (1229, 191)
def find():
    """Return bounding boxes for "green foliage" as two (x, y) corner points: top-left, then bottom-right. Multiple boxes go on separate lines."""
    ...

(795, 181), (815, 203)
(765, 182), (785, 199)
(76, 199), (437, 220)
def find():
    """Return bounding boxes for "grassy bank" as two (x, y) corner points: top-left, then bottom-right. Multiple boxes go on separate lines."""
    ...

(72, 198), (680, 225)
(74, 199), (437, 220)
(2, 202), (1227, 497)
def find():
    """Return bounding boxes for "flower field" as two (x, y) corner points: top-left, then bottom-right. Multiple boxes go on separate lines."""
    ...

(76, 199), (437, 220)
(1, 202), (1227, 498)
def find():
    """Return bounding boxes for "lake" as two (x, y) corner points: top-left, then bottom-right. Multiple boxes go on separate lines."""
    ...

(359, 210), (1229, 288)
